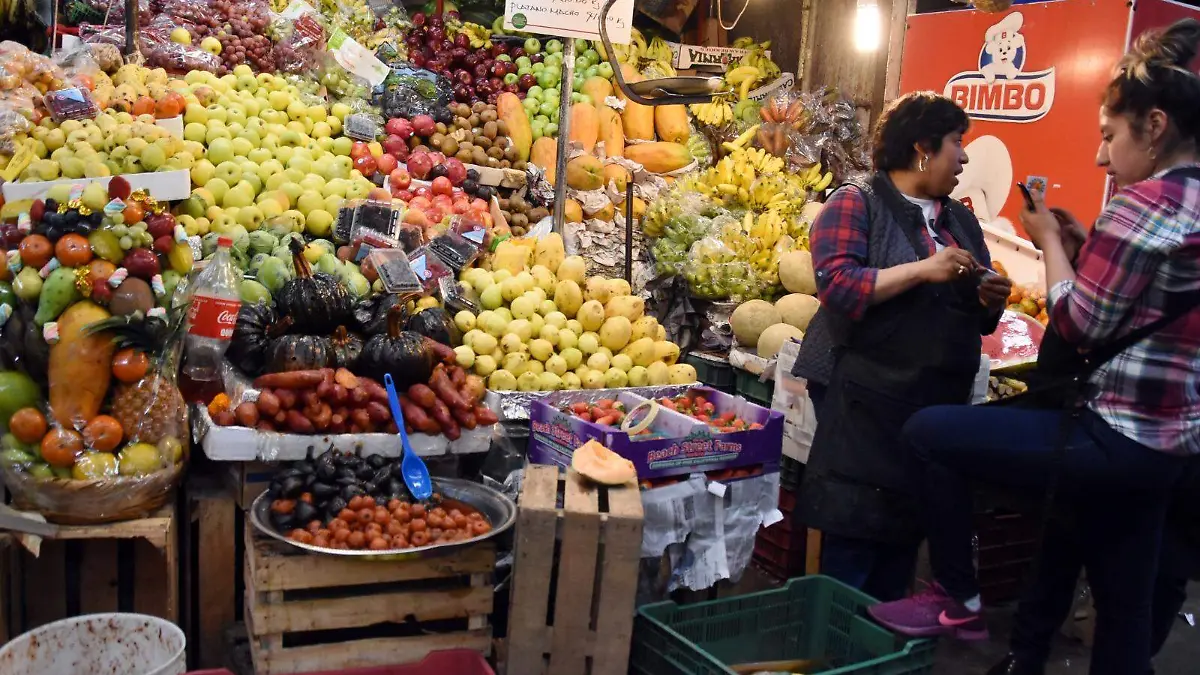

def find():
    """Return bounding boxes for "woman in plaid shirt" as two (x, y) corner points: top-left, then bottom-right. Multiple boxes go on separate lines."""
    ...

(869, 20), (1200, 675)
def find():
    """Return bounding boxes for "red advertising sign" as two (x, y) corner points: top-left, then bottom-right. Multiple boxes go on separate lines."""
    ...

(899, 0), (1131, 236)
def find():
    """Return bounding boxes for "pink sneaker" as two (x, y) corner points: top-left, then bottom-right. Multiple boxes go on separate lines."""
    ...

(867, 583), (960, 638)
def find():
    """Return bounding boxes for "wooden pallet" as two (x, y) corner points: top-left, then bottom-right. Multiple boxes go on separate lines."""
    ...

(243, 518), (494, 674)
(506, 465), (644, 675)
(180, 473), (239, 669)
(0, 504), (178, 642)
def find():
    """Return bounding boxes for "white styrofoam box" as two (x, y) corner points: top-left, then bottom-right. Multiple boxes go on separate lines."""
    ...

(983, 222), (1045, 291)
(155, 115), (184, 139)
(1, 169), (191, 202)
(193, 405), (491, 461)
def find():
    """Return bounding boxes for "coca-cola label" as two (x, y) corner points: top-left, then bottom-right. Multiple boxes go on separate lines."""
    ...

(188, 295), (241, 340)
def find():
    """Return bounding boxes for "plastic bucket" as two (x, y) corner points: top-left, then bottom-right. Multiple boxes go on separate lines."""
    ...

(0, 613), (186, 675)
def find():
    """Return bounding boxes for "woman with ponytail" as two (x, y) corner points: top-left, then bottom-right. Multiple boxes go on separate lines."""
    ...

(867, 19), (1200, 675)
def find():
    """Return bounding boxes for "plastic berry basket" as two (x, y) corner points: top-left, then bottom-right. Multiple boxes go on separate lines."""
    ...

(630, 576), (935, 675)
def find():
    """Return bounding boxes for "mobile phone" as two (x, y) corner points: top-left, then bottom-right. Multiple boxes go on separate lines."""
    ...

(1016, 182), (1036, 211)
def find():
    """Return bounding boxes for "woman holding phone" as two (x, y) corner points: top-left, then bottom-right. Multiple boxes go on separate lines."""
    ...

(868, 20), (1200, 675)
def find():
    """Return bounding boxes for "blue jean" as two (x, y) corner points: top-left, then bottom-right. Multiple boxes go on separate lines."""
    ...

(820, 533), (919, 602)
(903, 406), (1184, 675)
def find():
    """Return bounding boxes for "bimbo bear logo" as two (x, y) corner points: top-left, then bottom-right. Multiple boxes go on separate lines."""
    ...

(943, 11), (1056, 123)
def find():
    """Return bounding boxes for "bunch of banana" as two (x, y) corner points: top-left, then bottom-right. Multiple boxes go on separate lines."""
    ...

(456, 22), (493, 49)
(793, 163), (834, 192)
(725, 65), (764, 101)
(690, 100), (734, 126)
(749, 210), (786, 249)
(735, 42), (780, 84)
(593, 28), (646, 68)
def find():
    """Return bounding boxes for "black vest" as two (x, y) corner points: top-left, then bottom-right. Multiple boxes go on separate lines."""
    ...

(797, 172), (999, 543)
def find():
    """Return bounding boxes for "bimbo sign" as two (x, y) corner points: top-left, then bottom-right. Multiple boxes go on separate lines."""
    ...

(943, 12), (1055, 123)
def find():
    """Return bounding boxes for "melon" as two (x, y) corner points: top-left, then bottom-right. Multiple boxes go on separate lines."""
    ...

(779, 250), (817, 295)
(776, 293), (820, 331)
(757, 323), (805, 359)
(572, 439), (636, 485)
(730, 300), (781, 347)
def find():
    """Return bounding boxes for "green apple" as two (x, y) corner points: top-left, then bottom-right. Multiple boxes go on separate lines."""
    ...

(236, 204), (265, 231)
(205, 177), (231, 204)
(286, 100), (306, 121)
(207, 138), (235, 165)
(257, 159), (284, 184)
(240, 172), (263, 194)
(223, 184), (255, 209)
(311, 121), (332, 139)
(323, 194), (343, 214)
(268, 90), (289, 111)
(247, 147), (272, 164)
(283, 168), (305, 184)
(279, 181), (303, 205)
(331, 137), (353, 156)
(214, 161), (241, 185)
(230, 137), (254, 157)
(299, 175), (325, 195)
(295, 192), (324, 216)
(190, 159), (216, 186)
(264, 172), (288, 192)
(331, 102), (351, 120)
(305, 209), (334, 237)
(275, 146), (295, 165)
(259, 198), (284, 220)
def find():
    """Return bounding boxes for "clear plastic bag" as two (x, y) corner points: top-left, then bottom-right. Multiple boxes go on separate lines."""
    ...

(271, 10), (327, 74)
(0, 109), (32, 154)
(685, 238), (750, 301)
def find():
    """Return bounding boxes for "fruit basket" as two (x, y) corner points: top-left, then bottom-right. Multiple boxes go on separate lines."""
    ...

(3, 459), (184, 524)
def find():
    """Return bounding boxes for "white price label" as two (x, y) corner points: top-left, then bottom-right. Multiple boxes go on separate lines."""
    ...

(504, 0), (634, 44)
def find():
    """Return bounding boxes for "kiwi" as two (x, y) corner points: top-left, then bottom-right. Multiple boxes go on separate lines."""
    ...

(499, 198), (511, 210)
(472, 101), (487, 114)
(439, 138), (458, 156)
(503, 146), (518, 161)
(510, 212), (529, 229)
(500, 159), (511, 169)
(472, 147), (489, 165)
(529, 207), (550, 221)
(483, 121), (498, 139)
(494, 136), (510, 150)
(496, 120), (509, 136)
(514, 160), (527, 171)
(456, 148), (473, 163)
(457, 103), (471, 117)
(486, 157), (501, 168)
(409, 136), (422, 149)
(487, 145), (504, 159)
(474, 136), (492, 150)
(455, 117), (471, 130)
(430, 132), (445, 148)
(480, 109), (498, 123)
(468, 113), (481, 128)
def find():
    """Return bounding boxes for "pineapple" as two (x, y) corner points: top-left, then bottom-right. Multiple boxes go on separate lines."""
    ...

(87, 310), (187, 446)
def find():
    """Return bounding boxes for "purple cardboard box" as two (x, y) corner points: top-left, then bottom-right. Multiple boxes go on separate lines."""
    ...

(528, 387), (784, 480)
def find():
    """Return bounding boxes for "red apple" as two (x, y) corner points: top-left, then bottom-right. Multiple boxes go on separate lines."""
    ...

(382, 134), (408, 157)
(384, 117), (414, 139)
(394, 189), (414, 201)
(470, 197), (489, 211)
(377, 154), (399, 175)
(354, 155), (378, 176)
(403, 208), (430, 228)
(410, 195), (432, 210)
(367, 187), (393, 202)
(432, 177), (454, 197)
(389, 167), (412, 190)
(122, 248), (160, 279)
(407, 152), (434, 180)
(350, 142), (372, 160)
(414, 186), (431, 199)
(153, 235), (174, 253)
(411, 114), (436, 137)
(444, 158), (468, 185)
(146, 213), (176, 240)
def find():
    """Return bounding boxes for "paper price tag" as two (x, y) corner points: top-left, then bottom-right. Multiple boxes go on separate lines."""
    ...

(343, 113), (379, 141)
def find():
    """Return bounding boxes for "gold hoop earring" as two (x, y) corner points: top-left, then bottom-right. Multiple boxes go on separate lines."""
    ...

(918, 155), (928, 172)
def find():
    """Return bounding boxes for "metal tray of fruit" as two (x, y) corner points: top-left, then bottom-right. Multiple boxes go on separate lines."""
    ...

(249, 477), (516, 561)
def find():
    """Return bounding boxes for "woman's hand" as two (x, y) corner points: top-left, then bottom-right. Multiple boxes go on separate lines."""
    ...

(1019, 188), (1062, 250)
(978, 272), (1013, 310)
(1051, 207), (1088, 265)
(918, 247), (978, 284)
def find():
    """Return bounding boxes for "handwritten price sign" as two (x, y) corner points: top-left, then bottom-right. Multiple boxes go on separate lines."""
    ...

(504, 0), (635, 44)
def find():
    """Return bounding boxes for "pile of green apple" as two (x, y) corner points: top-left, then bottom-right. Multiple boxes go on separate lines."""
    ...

(170, 67), (378, 240)
(513, 38), (615, 142)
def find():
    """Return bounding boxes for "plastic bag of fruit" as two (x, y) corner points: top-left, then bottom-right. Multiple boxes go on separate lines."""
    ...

(0, 307), (189, 524)
(271, 10), (327, 74)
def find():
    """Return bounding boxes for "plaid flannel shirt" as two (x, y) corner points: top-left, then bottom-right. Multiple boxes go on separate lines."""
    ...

(1048, 166), (1200, 456)
(811, 186), (960, 320)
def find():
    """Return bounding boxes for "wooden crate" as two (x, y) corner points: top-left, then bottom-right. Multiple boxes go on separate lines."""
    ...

(0, 504), (179, 642)
(243, 519), (494, 674)
(181, 474), (239, 669)
(507, 466), (644, 675)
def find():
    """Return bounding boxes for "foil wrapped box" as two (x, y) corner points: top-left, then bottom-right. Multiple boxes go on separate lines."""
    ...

(528, 386), (783, 480)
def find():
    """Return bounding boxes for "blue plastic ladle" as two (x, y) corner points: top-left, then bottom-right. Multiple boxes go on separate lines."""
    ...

(384, 373), (433, 501)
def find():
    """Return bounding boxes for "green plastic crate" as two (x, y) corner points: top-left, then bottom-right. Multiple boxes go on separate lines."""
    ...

(684, 352), (736, 392)
(734, 368), (774, 407)
(630, 576), (935, 675)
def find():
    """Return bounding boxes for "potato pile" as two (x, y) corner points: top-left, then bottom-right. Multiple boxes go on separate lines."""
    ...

(416, 102), (529, 172)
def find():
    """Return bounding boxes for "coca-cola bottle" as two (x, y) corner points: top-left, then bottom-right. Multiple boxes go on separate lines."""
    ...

(182, 236), (242, 403)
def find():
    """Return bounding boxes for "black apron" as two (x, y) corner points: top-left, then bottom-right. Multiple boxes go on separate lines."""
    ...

(800, 182), (989, 544)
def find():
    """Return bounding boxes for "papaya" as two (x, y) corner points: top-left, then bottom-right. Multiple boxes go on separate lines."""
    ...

(598, 106), (625, 158)
(530, 136), (558, 183)
(564, 199), (584, 223)
(617, 65), (654, 141)
(496, 92), (532, 162)
(48, 301), (114, 430)
(654, 105), (690, 144)
(565, 155), (604, 191)
(581, 76), (613, 107)
(569, 102), (599, 153)
(625, 142), (693, 174)
(603, 164), (630, 193)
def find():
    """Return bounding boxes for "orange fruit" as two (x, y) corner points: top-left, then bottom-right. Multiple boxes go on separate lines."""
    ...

(18, 234), (52, 269)
(112, 348), (149, 383)
(122, 202), (145, 226)
(132, 96), (156, 117)
(88, 259), (116, 288)
(41, 429), (84, 468)
(9, 408), (48, 444)
(82, 415), (123, 453)
(54, 233), (93, 267)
